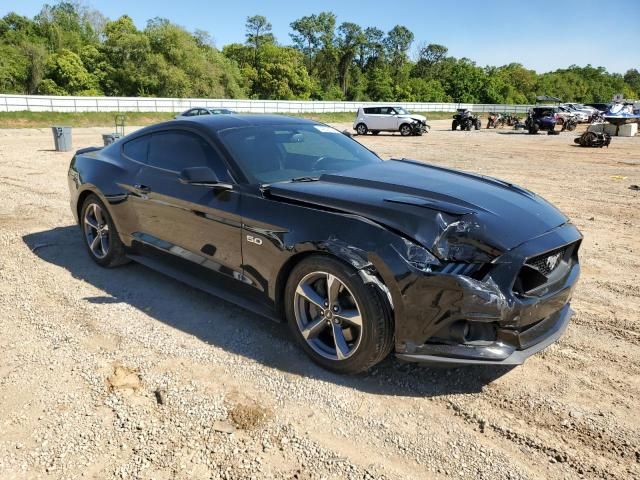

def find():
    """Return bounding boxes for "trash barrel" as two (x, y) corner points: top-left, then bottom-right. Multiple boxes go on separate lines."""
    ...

(102, 133), (122, 146)
(51, 126), (72, 152)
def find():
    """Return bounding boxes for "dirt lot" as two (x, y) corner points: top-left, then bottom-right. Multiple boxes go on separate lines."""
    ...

(0, 121), (639, 480)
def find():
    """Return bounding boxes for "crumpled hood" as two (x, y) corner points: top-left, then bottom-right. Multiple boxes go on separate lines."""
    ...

(400, 114), (427, 123)
(268, 159), (568, 255)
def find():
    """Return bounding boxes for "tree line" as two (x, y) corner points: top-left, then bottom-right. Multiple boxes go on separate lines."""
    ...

(1, 2), (639, 104)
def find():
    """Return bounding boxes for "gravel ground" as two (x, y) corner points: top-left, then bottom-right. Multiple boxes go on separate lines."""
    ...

(0, 121), (639, 479)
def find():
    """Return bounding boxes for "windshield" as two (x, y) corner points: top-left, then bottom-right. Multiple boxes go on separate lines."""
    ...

(395, 107), (409, 115)
(218, 124), (381, 184)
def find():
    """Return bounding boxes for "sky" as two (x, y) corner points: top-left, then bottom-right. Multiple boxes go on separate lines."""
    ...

(2, 0), (639, 73)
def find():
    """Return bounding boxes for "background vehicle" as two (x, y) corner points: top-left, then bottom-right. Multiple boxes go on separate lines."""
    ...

(560, 116), (578, 131)
(175, 107), (237, 119)
(486, 112), (504, 128)
(586, 103), (612, 112)
(556, 106), (580, 126)
(69, 115), (581, 374)
(452, 109), (481, 130)
(561, 103), (594, 122)
(353, 106), (429, 136)
(525, 106), (558, 134)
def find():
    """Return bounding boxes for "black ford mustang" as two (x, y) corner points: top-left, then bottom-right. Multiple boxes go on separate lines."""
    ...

(68, 115), (581, 373)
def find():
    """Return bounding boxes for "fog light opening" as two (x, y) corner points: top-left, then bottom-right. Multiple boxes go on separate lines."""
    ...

(450, 321), (470, 344)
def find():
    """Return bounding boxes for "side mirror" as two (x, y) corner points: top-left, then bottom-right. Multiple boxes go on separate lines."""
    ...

(179, 166), (233, 190)
(341, 130), (353, 138)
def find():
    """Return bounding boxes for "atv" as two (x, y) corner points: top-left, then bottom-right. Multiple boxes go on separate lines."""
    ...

(452, 109), (481, 131)
(525, 107), (558, 134)
(574, 131), (611, 148)
(487, 112), (504, 129)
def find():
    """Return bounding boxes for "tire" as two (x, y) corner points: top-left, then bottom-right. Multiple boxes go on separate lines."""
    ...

(452, 120), (458, 130)
(80, 194), (128, 268)
(399, 124), (412, 136)
(529, 123), (539, 134)
(475, 120), (481, 130)
(371, 130), (380, 136)
(284, 256), (393, 374)
(356, 123), (368, 135)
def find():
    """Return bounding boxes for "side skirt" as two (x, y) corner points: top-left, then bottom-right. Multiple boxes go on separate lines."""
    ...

(127, 253), (282, 323)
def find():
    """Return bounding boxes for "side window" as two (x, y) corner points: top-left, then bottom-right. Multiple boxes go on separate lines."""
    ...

(148, 131), (230, 181)
(122, 135), (149, 163)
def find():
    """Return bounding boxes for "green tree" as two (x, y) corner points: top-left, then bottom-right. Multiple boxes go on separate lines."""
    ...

(245, 15), (274, 75)
(384, 25), (413, 86)
(224, 42), (311, 99)
(42, 48), (100, 95)
(336, 22), (364, 96)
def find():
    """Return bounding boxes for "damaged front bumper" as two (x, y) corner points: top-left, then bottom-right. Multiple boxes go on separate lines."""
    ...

(396, 304), (572, 365)
(376, 223), (582, 366)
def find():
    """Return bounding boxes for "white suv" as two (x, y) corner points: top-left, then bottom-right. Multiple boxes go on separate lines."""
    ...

(353, 106), (429, 136)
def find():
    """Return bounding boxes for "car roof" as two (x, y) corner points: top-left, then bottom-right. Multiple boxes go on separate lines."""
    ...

(133, 114), (319, 137)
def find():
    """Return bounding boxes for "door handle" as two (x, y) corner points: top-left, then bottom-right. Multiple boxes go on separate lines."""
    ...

(134, 184), (151, 194)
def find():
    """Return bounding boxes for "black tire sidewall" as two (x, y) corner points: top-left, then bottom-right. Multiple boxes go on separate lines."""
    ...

(284, 256), (392, 374)
(356, 123), (368, 135)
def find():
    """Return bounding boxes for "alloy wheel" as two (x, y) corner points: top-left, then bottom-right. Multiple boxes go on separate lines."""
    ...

(293, 271), (363, 360)
(83, 203), (110, 259)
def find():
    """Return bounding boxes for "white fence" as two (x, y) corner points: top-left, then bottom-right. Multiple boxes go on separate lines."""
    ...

(0, 94), (533, 114)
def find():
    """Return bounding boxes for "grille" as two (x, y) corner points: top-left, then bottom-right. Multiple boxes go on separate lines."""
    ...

(526, 247), (566, 276)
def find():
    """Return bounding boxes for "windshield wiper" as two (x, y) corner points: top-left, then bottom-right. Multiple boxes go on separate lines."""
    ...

(290, 176), (320, 182)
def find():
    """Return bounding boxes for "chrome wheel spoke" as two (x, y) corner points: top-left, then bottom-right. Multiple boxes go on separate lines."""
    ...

(100, 235), (109, 257)
(90, 234), (101, 253)
(84, 216), (98, 230)
(331, 323), (350, 360)
(325, 274), (341, 306)
(296, 283), (325, 310)
(336, 308), (362, 327)
(301, 316), (327, 340)
(93, 204), (105, 225)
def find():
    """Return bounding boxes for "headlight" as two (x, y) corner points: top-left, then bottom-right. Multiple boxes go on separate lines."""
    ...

(432, 216), (500, 263)
(396, 238), (441, 272)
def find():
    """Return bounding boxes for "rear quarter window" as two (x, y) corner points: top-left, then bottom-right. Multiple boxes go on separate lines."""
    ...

(122, 135), (149, 163)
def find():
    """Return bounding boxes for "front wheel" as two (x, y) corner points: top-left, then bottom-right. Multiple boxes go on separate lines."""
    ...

(356, 123), (368, 135)
(452, 120), (458, 130)
(399, 124), (412, 136)
(80, 194), (128, 267)
(285, 256), (393, 374)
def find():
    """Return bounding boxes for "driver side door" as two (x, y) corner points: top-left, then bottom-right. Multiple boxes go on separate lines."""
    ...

(129, 129), (244, 281)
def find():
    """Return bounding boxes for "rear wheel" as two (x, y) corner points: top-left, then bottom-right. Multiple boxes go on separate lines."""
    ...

(452, 120), (458, 130)
(80, 194), (128, 267)
(399, 124), (412, 136)
(285, 256), (393, 374)
(356, 123), (368, 135)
